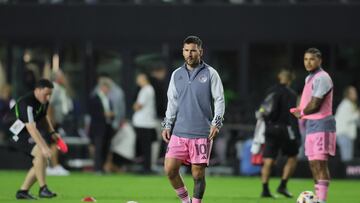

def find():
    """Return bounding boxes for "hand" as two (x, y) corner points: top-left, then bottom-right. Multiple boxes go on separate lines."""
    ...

(105, 111), (114, 119)
(161, 129), (171, 143)
(208, 125), (219, 140)
(119, 120), (126, 128)
(133, 103), (142, 112)
(290, 107), (302, 119)
(41, 146), (52, 158)
(289, 107), (299, 113)
(51, 132), (61, 141)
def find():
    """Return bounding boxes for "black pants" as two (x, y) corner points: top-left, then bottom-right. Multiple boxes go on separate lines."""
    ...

(134, 127), (157, 172)
(91, 124), (113, 172)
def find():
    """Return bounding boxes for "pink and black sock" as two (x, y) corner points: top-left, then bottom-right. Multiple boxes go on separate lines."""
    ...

(175, 186), (190, 203)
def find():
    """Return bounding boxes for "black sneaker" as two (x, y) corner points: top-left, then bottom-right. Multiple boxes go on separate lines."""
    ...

(16, 190), (37, 200)
(39, 186), (57, 198)
(261, 191), (275, 198)
(277, 187), (293, 198)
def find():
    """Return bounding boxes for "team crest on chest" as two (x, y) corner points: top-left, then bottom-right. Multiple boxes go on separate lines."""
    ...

(198, 75), (208, 83)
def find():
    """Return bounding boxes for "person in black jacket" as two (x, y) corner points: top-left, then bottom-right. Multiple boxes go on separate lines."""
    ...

(256, 69), (301, 198)
(88, 78), (114, 174)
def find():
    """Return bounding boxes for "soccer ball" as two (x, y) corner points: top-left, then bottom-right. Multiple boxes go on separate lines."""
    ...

(296, 191), (318, 203)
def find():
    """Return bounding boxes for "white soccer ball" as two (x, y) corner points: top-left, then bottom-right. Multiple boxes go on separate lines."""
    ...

(296, 191), (318, 203)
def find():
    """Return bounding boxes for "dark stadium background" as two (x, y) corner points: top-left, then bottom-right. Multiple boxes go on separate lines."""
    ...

(0, 0), (360, 179)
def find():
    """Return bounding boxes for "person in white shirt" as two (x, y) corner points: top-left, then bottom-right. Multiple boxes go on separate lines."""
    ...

(335, 86), (360, 161)
(132, 72), (157, 173)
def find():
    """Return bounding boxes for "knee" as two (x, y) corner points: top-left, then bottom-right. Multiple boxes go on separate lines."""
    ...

(287, 156), (297, 164)
(262, 163), (271, 170)
(33, 155), (47, 166)
(262, 160), (273, 170)
(164, 166), (179, 180)
(192, 169), (205, 180)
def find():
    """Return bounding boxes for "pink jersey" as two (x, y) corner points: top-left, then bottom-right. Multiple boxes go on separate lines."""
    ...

(299, 70), (333, 120)
(300, 69), (336, 160)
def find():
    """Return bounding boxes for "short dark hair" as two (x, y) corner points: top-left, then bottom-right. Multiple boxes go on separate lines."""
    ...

(278, 69), (296, 82)
(136, 71), (149, 79)
(35, 79), (54, 89)
(183, 35), (202, 48)
(305, 48), (322, 59)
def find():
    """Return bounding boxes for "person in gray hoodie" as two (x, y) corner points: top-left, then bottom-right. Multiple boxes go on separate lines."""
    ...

(161, 36), (225, 203)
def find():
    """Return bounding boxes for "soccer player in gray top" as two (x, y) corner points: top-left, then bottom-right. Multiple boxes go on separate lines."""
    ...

(162, 36), (225, 203)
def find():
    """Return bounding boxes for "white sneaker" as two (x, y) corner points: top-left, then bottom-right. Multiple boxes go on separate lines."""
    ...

(46, 165), (70, 176)
(46, 167), (57, 176)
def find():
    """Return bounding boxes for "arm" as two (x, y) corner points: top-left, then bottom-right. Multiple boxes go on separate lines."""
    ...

(40, 115), (68, 153)
(346, 102), (360, 122)
(133, 86), (154, 112)
(133, 103), (143, 111)
(40, 115), (58, 139)
(210, 68), (225, 127)
(118, 88), (126, 123)
(47, 83), (58, 127)
(47, 104), (56, 126)
(256, 90), (279, 120)
(303, 97), (324, 115)
(336, 100), (360, 124)
(291, 96), (325, 119)
(303, 74), (333, 116)
(133, 88), (144, 112)
(209, 68), (225, 140)
(161, 72), (178, 142)
(292, 74), (332, 118)
(111, 89), (126, 129)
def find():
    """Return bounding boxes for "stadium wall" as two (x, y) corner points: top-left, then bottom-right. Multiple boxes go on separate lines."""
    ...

(0, 4), (360, 43)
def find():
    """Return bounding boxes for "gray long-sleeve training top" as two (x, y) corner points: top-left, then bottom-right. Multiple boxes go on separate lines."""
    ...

(163, 62), (225, 138)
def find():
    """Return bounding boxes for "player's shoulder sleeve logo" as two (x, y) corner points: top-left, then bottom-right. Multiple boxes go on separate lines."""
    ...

(198, 74), (208, 83)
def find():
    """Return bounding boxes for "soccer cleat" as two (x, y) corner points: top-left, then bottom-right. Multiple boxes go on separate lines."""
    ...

(277, 187), (293, 198)
(16, 190), (37, 200)
(39, 186), (57, 198)
(261, 191), (276, 198)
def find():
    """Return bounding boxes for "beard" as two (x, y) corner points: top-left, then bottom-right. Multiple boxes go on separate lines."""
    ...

(186, 57), (199, 67)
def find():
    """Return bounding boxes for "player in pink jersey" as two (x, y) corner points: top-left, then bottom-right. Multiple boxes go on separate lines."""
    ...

(290, 48), (336, 203)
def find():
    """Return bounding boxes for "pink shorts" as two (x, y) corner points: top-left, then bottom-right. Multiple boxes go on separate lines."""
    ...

(305, 132), (336, 161)
(165, 134), (213, 165)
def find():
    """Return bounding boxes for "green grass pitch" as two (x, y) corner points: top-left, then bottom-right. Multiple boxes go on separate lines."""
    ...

(0, 170), (359, 203)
